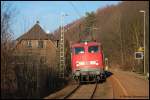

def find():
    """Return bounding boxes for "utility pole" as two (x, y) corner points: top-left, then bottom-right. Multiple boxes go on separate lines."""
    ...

(59, 13), (68, 78)
(139, 10), (146, 75)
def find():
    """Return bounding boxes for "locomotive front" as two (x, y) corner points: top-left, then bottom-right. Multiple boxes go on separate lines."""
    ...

(71, 41), (106, 82)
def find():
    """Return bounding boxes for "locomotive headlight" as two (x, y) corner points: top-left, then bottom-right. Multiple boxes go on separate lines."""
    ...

(96, 63), (99, 65)
(76, 64), (79, 66)
(85, 42), (87, 45)
(76, 61), (79, 66)
(96, 60), (99, 65)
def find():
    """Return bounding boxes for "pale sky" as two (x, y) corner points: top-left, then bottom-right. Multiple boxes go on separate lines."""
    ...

(3, 1), (121, 39)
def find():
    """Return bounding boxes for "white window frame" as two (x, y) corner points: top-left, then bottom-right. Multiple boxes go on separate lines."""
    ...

(27, 40), (32, 48)
(38, 40), (44, 48)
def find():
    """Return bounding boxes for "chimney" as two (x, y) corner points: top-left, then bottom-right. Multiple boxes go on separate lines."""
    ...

(36, 20), (39, 24)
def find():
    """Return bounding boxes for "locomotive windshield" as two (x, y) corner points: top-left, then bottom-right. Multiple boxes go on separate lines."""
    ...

(75, 47), (84, 54)
(88, 46), (99, 53)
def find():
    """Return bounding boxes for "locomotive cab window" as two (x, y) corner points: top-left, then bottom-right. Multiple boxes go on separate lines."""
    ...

(88, 46), (99, 53)
(75, 47), (84, 54)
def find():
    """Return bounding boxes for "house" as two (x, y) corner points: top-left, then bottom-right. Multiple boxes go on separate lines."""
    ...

(14, 21), (59, 65)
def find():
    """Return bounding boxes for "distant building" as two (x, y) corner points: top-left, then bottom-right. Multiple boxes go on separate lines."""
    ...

(14, 21), (59, 65)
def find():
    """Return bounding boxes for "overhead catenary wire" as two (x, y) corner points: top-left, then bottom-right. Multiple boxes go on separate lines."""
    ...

(68, 1), (84, 40)
(69, 1), (82, 19)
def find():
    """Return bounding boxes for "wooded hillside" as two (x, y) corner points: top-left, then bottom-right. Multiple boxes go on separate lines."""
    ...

(53, 1), (149, 72)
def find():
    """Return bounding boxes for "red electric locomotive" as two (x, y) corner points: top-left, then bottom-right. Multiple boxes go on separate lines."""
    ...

(70, 40), (106, 82)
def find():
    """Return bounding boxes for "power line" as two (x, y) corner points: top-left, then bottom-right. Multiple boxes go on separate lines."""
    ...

(69, 1), (81, 18)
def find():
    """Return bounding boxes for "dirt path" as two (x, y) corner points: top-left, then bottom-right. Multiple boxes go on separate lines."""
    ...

(110, 69), (149, 99)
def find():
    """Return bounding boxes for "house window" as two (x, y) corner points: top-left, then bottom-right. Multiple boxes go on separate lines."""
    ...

(38, 40), (44, 48)
(27, 40), (32, 48)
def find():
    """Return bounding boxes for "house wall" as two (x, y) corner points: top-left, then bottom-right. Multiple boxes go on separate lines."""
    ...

(14, 39), (59, 66)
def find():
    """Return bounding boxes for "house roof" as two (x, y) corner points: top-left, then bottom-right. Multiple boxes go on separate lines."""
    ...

(16, 21), (49, 41)
(47, 33), (58, 41)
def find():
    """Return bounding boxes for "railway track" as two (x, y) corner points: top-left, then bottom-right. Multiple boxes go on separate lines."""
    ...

(63, 84), (80, 99)
(64, 83), (98, 99)
(92, 81), (114, 99)
(90, 82), (98, 99)
(63, 75), (129, 99)
(45, 74), (134, 99)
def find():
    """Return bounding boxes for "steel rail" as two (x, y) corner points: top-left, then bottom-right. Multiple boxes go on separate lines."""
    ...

(90, 82), (98, 99)
(63, 84), (80, 99)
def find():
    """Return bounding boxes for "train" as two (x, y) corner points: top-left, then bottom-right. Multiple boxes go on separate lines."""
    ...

(70, 40), (106, 82)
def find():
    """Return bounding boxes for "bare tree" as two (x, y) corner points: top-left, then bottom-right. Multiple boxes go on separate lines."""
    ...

(1, 1), (17, 98)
